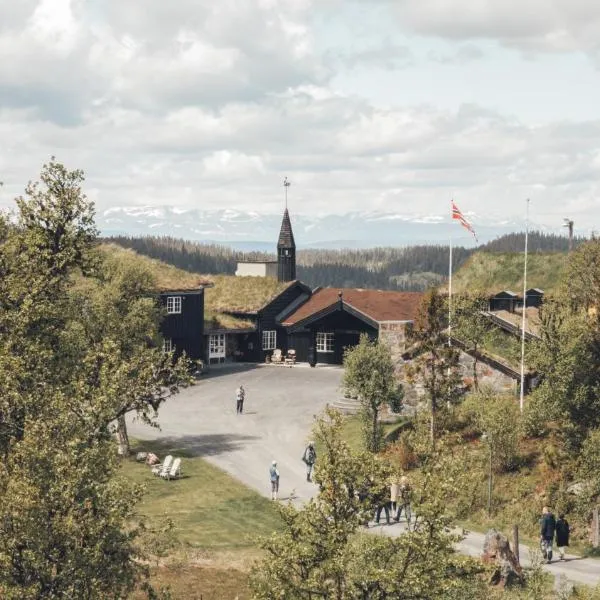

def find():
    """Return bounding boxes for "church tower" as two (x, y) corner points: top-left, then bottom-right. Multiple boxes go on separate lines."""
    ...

(277, 177), (296, 282)
(277, 207), (296, 282)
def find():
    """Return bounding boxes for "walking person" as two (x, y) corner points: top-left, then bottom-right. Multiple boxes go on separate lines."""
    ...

(394, 476), (412, 529)
(302, 441), (317, 482)
(540, 506), (557, 563)
(373, 478), (391, 526)
(555, 514), (570, 561)
(269, 460), (280, 501)
(236, 384), (245, 414)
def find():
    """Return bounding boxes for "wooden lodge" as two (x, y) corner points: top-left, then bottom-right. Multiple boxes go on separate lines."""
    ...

(156, 207), (423, 366)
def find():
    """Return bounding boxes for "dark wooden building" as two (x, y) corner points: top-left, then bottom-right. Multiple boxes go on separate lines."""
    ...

(281, 288), (423, 365)
(200, 208), (423, 366)
(525, 288), (544, 308)
(159, 285), (211, 362)
(489, 290), (519, 312)
(205, 280), (311, 364)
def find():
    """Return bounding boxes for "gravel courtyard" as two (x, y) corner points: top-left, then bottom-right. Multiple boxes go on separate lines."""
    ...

(127, 363), (343, 502)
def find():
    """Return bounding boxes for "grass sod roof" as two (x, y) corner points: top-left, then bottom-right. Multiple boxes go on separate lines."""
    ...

(204, 311), (255, 332)
(203, 274), (295, 314)
(99, 243), (211, 292)
(449, 251), (567, 296)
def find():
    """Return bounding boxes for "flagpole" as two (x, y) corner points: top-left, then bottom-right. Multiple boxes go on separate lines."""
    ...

(448, 231), (453, 347)
(519, 199), (530, 412)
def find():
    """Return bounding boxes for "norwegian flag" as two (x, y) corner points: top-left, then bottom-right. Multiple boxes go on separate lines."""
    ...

(452, 201), (478, 241)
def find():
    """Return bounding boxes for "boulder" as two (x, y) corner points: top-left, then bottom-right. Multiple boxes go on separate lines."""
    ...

(567, 482), (585, 496)
(482, 529), (524, 588)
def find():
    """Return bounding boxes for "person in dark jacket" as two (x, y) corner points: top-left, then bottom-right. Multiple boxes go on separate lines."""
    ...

(540, 506), (556, 563)
(555, 514), (570, 561)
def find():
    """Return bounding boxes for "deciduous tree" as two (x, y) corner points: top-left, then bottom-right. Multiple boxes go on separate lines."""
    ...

(408, 289), (462, 444)
(453, 294), (492, 390)
(250, 409), (483, 600)
(0, 160), (186, 598)
(343, 335), (403, 452)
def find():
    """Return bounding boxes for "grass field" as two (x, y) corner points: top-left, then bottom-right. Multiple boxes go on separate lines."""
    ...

(123, 439), (281, 550)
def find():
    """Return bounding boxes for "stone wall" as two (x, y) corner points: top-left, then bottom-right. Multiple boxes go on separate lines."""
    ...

(378, 322), (409, 368)
(458, 350), (517, 394)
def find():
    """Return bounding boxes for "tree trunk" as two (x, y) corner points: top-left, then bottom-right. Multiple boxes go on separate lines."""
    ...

(473, 347), (479, 391)
(371, 407), (379, 453)
(430, 401), (436, 447)
(116, 415), (130, 457)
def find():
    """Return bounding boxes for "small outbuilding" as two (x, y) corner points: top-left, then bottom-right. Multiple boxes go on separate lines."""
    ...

(525, 288), (544, 308)
(489, 290), (519, 313)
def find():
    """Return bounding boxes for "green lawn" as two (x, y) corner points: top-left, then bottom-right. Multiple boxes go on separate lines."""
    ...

(122, 439), (282, 549)
(332, 414), (406, 452)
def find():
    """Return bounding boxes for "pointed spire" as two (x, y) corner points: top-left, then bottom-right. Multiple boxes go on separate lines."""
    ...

(277, 208), (296, 249)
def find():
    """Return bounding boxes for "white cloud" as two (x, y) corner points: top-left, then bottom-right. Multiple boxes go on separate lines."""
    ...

(386, 0), (600, 55)
(1, 0), (600, 232)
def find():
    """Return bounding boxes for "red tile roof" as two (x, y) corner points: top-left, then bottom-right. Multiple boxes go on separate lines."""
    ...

(282, 288), (423, 326)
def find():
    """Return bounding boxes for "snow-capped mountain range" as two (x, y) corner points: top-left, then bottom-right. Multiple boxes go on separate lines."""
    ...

(99, 206), (554, 251)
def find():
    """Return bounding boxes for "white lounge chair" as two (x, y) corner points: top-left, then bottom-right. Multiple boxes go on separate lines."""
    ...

(152, 455), (173, 477)
(271, 349), (283, 364)
(162, 457), (182, 481)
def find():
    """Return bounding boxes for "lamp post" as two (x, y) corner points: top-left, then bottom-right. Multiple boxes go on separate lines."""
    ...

(482, 432), (493, 515)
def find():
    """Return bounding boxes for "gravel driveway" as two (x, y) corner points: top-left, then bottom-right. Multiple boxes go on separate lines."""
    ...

(127, 363), (343, 502)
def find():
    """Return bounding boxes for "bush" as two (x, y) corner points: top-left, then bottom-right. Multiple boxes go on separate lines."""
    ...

(463, 388), (523, 473)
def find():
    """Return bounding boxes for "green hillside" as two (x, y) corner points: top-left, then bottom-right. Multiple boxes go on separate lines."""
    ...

(450, 251), (567, 295)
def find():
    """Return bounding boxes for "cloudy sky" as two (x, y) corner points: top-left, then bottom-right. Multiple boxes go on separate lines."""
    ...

(1, 0), (600, 231)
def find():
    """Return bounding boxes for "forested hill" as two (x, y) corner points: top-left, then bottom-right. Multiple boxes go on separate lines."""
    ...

(105, 231), (580, 292)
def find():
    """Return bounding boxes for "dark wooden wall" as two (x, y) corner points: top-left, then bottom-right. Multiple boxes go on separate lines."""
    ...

(288, 310), (377, 365)
(257, 283), (309, 361)
(159, 291), (205, 361)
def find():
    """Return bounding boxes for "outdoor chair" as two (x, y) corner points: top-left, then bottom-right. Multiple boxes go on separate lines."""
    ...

(151, 455), (173, 477)
(284, 349), (296, 366)
(271, 349), (283, 364)
(161, 457), (182, 480)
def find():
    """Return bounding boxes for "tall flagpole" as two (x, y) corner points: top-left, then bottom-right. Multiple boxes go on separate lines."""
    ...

(448, 231), (453, 347)
(519, 199), (530, 412)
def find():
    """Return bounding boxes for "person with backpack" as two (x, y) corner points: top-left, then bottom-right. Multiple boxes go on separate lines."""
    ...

(555, 514), (570, 561)
(540, 506), (557, 563)
(302, 441), (317, 482)
(394, 475), (412, 529)
(269, 460), (280, 500)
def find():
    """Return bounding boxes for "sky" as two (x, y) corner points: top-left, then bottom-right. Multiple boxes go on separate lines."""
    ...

(1, 0), (600, 232)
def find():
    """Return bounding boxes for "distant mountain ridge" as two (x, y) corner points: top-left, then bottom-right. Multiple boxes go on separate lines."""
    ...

(99, 206), (568, 250)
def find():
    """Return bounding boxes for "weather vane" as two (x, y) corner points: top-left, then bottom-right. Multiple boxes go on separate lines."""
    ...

(283, 177), (291, 209)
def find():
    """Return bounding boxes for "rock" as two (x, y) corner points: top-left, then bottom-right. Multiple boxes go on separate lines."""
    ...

(567, 482), (585, 496)
(482, 529), (524, 588)
(135, 452), (148, 462)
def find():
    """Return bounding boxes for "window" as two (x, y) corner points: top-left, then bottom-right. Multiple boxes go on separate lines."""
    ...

(163, 338), (174, 353)
(166, 296), (182, 314)
(262, 330), (276, 350)
(209, 334), (226, 358)
(316, 332), (334, 353)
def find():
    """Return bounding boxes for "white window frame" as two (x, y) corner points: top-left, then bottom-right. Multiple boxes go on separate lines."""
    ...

(262, 330), (276, 350)
(163, 338), (174, 353)
(166, 296), (182, 314)
(209, 333), (226, 359)
(316, 332), (334, 353)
